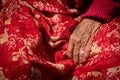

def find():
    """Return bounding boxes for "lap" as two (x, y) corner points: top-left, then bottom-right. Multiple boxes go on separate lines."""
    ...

(0, 1), (120, 79)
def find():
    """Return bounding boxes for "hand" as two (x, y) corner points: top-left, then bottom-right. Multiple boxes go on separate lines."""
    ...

(66, 18), (101, 64)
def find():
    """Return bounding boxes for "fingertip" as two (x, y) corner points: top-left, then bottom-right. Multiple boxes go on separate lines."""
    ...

(79, 52), (86, 64)
(79, 58), (86, 64)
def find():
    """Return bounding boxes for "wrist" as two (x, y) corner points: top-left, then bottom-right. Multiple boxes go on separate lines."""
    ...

(81, 18), (102, 25)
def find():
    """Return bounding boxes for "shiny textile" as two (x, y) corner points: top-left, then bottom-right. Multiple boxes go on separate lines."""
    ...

(0, 0), (120, 80)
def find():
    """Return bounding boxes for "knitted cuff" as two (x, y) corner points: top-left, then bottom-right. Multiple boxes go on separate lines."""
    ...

(81, 0), (120, 22)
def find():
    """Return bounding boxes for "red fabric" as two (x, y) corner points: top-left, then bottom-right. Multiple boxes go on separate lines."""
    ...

(82, 0), (120, 21)
(0, 0), (120, 80)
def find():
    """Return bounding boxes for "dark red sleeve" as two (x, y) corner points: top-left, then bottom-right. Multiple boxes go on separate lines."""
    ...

(81, 0), (120, 22)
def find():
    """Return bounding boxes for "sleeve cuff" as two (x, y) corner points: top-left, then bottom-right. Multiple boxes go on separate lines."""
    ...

(81, 0), (120, 22)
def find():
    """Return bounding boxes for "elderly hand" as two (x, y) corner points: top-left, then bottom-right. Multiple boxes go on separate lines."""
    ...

(67, 18), (101, 65)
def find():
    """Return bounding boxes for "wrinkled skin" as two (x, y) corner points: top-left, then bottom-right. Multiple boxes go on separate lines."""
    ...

(67, 18), (101, 64)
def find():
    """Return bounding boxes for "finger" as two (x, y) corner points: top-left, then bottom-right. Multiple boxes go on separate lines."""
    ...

(78, 34), (90, 64)
(84, 46), (91, 59)
(82, 23), (99, 59)
(84, 36), (93, 58)
(79, 47), (86, 64)
(73, 42), (81, 64)
(67, 39), (74, 58)
(85, 30), (97, 58)
(79, 34), (94, 64)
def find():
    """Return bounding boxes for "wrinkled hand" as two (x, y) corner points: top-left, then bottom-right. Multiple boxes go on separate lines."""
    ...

(67, 18), (101, 65)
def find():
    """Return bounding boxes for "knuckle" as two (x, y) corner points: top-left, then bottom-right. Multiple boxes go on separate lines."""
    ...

(75, 38), (81, 43)
(81, 39), (85, 43)
(83, 34), (89, 39)
(73, 53), (79, 57)
(79, 53), (84, 57)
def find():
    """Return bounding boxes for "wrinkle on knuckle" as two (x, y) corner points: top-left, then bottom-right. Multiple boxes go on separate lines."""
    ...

(75, 38), (81, 43)
(84, 34), (90, 38)
(81, 39), (86, 44)
(73, 53), (79, 57)
(79, 54), (84, 57)
(74, 49), (79, 53)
